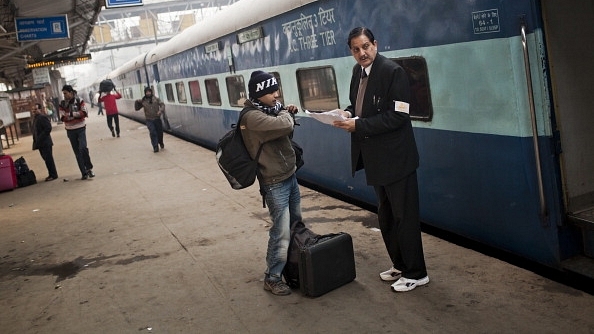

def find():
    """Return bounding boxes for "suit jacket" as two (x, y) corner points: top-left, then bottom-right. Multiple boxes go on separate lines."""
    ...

(32, 114), (53, 150)
(345, 53), (419, 186)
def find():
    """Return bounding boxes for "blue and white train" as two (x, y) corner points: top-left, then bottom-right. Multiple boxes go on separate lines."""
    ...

(92, 0), (594, 278)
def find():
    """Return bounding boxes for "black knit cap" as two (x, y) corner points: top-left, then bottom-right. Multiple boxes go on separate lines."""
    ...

(248, 71), (278, 99)
(144, 87), (153, 93)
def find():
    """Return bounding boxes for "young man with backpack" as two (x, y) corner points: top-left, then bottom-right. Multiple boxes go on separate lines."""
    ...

(59, 85), (95, 180)
(240, 71), (300, 296)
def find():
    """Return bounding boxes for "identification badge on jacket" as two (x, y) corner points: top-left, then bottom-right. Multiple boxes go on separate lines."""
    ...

(394, 101), (410, 114)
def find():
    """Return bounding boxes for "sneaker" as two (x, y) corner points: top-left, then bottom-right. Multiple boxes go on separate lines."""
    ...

(380, 267), (402, 281)
(263, 279), (291, 296)
(111, 129), (115, 137)
(153, 147), (159, 153)
(391, 276), (429, 292)
(87, 170), (95, 178)
(81, 174), (88, 180)
(159, 143), (164, 149)
(45, 176), (58, 182)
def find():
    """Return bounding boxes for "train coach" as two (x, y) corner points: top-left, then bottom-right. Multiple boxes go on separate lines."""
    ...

(93, 0), (594, 278)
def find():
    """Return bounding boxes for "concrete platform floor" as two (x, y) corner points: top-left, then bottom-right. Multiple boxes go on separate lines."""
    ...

(1, 113), (593, 333)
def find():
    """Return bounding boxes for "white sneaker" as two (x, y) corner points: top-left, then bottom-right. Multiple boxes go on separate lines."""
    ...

(391, 276), (429, 292)
(379, 267), (402, 281)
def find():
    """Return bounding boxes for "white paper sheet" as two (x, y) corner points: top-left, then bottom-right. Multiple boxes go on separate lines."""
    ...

(305, 109), (348, 125)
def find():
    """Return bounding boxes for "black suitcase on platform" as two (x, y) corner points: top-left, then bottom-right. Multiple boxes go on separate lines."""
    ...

(298, 232), (356, 297)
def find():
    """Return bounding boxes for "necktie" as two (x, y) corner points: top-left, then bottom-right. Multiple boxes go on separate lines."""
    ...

(355, 69), (368, 117)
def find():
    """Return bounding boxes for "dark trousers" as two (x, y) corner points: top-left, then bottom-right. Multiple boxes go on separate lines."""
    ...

(374, 171), (427, 279)
(146, 118), (164, 149)
(38, 146), (58, 178)
(107, 114), (120, 135)
(66, 127), (93, 176)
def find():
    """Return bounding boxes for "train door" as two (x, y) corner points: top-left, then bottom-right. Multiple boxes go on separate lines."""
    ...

(151, 63), (170, 130)
(540, 1), (594, 260)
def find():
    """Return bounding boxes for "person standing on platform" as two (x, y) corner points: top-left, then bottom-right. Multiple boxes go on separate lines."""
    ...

(31, 103), (58, 181)
(98, 89), (122, 137)
(134, 87), (165, 152)
(97, 100), (104, 116)
(52, 97), (61, 123)
(333, 27), (429, 292)
(241, 71), (301, 296)
(59, 85), (95, 180)
(89, 90), (95, 108)
(94, 92), (104, 116)
(44, 98), (58, 122)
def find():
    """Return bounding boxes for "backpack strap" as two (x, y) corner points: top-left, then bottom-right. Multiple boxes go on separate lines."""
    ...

(237, 107), (267, 208)
(236, 107), (263, 163)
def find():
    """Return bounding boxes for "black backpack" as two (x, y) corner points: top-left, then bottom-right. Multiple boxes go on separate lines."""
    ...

(216, 108), (263, 190)
(99, 79), (115, 93)
(14, 156), (37, 187)
(14, 156), (29, 175)
(283, 220), (320, 288)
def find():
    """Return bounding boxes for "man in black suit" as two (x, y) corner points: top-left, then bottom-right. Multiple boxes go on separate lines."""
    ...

(334, 27), (428, 292)
(32, 103), (58, 181)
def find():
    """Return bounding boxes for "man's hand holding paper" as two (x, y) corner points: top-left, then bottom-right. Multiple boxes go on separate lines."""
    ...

(305, 109), (349, 125)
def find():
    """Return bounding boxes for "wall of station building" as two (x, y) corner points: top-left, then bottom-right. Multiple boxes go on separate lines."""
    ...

(92, 13), (196, 43)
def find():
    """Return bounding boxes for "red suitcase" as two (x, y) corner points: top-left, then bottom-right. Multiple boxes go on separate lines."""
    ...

(0, 154), (18, 192)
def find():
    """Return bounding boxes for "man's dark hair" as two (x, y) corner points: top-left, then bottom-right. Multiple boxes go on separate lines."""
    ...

(347, 27), (376, 48)
(62, 84), (74, 92)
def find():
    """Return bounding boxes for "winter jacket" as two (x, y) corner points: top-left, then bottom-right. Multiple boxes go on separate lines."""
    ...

(240, 100), (296, 186)
(98, 92), (121, 115)
(134, 96), (164, 120)
(59, 98), (87, 130)
(32, 114), (53, 150)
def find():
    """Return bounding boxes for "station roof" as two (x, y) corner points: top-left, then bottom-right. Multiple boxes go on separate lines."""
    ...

(0, 0), (102, 85)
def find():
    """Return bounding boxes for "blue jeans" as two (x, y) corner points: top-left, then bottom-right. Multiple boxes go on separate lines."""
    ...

(66, 127), (93, 176)
(261, 174), (302, 280)
(146, 118), (163, 149)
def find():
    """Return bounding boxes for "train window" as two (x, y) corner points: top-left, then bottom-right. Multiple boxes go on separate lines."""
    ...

(136, 70), (141, 84)
(205, 78), (222, 106)
(225, 75), (246, 107)
(393, 57), (433, 121)
(175, 82), (187, 104)
(296, 66), (339, 112)
(188, 80), (202, 104)
(124, 87), (132, 99)
(152, 65), (161, 83)
(164, 83), (175, 102)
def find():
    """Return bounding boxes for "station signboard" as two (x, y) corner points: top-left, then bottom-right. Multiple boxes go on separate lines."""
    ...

(32, 68), (51, 84)
(105, 0), (144, 9)
(15, 15), (69, 42)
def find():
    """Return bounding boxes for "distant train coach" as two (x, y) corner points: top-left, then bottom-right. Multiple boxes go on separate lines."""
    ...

(90, 0), (594, 278)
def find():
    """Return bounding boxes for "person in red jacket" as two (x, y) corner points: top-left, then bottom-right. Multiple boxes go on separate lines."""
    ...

(98, 89), (122, 137)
